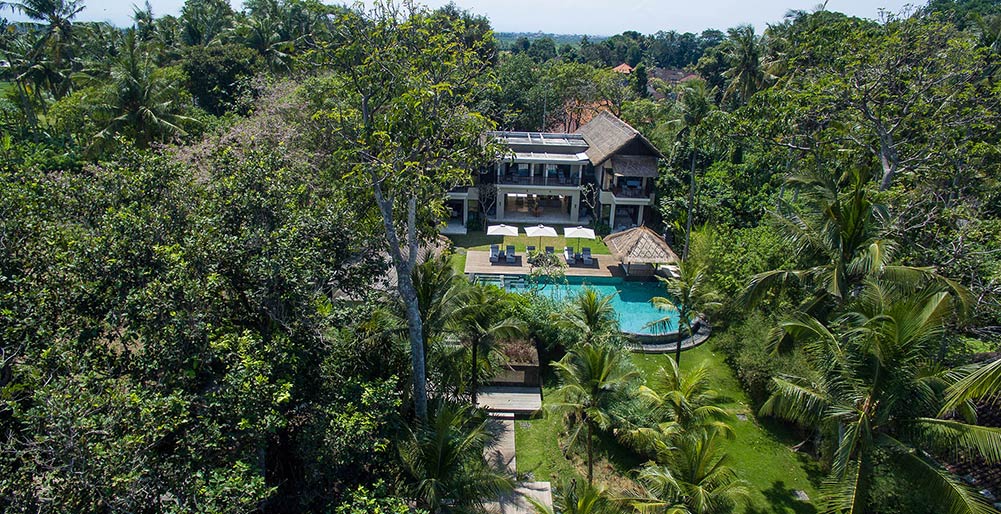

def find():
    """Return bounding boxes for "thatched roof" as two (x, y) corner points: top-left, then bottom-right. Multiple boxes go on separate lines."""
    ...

(604, 226), (679, 265)
(575, 111), (664, 166)
(611, 155), (659, 178)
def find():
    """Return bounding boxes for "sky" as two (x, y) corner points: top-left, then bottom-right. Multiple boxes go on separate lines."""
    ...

(5, 0), (916, 35)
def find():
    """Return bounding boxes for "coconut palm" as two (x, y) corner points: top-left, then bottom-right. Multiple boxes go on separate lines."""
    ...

(671, 78), (715, 261)
(942, 358), (1001, 414)
(408, 252), (469, 354)
(759, 283), (1001, 514)
(635, 358), (733, 444)
(452, 284), (526, 405)
(550, 342), (639, 484)
(179, 0), (234, 47)
(742, 167), (968, 322)
(633, 431), (749, 514)
(648, 258), (721, 367)
(398, 401), (514, 513)
(399, 253), (470, 400)
(530, 478), (621, 514)
(720, 25), (768, 106)
(2, 30), (48, 125)
(93, 30), (196, 148)
(235, 14), (294, 73)
(1, 0), (83, 98)
(553, 288), (620, 347)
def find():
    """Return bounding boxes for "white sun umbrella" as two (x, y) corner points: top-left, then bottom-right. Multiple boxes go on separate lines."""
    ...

(524, 224), (558, 250)
(563, 226), (596, 254)
(486, 224), (520, 237)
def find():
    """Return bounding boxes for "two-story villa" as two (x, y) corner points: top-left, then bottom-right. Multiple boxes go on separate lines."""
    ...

(445, 111), (662, 234)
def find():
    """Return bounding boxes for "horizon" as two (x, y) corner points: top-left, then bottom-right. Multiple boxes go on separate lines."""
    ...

(2, 0), (915, 37)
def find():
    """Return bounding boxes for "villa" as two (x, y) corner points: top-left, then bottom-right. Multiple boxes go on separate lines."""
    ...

(445, 111), (663, 234)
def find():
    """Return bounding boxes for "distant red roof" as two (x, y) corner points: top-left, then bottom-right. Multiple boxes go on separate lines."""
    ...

(544, 100), (615, 133)
(612, 63), (633, 74)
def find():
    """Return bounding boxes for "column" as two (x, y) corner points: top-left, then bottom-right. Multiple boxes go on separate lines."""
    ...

(463, 198), (468, 227)
(637, 204), (644, 226)
(570, 192), (580, 223)
(609, 202), (616, 230)
(497, 192), (505, 220)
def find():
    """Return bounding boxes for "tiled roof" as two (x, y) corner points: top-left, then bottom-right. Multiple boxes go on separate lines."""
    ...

(612, 63), (633, 73)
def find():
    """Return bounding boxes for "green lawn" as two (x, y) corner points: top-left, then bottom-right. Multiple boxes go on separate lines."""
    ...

(448, 229), (610, 255)
(517, 346), (821, 513)
(450, 252), (467, 275)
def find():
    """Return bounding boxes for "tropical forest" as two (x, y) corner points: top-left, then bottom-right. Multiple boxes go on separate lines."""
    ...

(1, 0), (1001, 513)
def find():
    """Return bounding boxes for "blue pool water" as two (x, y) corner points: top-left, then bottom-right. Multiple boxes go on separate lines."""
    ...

(509, 276), (681, 335)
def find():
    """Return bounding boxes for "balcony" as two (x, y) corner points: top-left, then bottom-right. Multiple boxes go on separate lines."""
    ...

(498, 173), (580, 187)
(611, 186), (652, 199)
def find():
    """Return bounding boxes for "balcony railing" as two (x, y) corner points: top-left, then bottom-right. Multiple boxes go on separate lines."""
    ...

(610, 186), (652, 199)
(498, 174), (580, 187)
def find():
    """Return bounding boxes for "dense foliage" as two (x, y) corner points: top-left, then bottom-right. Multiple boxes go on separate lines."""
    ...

(3, 0), (1001, 512)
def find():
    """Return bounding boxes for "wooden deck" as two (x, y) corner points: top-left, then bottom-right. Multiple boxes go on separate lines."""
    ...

(476, 386), (543, 415)
(464, 250), (621, 277)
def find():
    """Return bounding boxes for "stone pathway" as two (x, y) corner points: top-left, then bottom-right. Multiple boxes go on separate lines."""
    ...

(631, 321), (712, 354)
(480, 388), (552, 514)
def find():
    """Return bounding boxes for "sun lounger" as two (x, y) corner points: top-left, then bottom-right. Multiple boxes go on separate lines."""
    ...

(526, 245), (536, 263)
(564, 246), (576, 266)
(545, 246), (555, 256)
(506, 245), (516, 264)
(489, 244), (500, 263)
(582, 247), (593, 266)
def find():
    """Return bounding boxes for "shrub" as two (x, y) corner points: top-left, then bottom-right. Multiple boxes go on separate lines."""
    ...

(711, 311), (810, 404)
(182, 44), (263, 116)
(517, 294), (574, 358)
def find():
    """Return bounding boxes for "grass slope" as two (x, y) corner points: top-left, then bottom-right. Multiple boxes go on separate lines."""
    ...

(518, 346), (821, 513)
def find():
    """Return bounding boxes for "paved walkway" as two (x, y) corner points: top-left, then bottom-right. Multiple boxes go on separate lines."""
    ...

(485, 414), (517, 473)
(631, 321), (712, 354)
(465, 250), (621, 277)
(480, 389), (553, 514)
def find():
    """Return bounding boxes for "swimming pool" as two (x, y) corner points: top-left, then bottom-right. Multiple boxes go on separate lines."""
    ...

(508, 276), (681, 336)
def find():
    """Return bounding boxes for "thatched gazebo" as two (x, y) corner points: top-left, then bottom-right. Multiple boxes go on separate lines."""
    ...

(603, 226), (680, 277)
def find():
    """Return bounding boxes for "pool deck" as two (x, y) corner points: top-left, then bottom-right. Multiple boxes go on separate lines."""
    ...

(464, 250), (622, 277)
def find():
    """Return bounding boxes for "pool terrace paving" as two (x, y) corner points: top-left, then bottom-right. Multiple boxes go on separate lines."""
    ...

(464, 250), (622, 277)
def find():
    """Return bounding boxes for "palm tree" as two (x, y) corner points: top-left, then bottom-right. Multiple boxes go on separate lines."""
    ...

(452, 284), (526, 405)
(132, 1), (156, 42)
(94, 30), (196, 148)
(634, 358), (733, 445)
(648, 258), (721, 366)
(1, 0), (83, 98)
(2, 30), (48, 126)
(550, 342), (639, 484)
(401, 253), (469, 400)
(409, 253), (468, 355)
(743, 168), (967, 321)
(759, 283), (1001, 514)
(942, 358), (1001, 414)
(671, 79), (715, 260)
(179, 0), (234, 47)
(633, 431), (748, 514)
(553, 288), (620, 347)
(398, 401), (514, 513)
(530, 478), (621, 514)
(720, 25), (768, 106)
